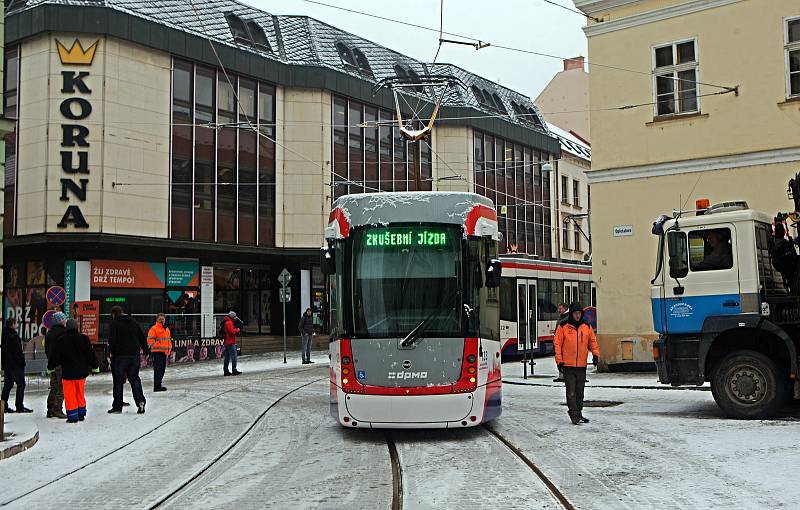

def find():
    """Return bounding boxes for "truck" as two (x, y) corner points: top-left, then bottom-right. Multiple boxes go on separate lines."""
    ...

(650, 176), (800, 419)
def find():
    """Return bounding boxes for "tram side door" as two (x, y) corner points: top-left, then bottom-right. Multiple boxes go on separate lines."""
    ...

(517, 280), (538, 352)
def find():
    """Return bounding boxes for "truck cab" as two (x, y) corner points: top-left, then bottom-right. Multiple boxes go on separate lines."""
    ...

(651, 201), (798, 418)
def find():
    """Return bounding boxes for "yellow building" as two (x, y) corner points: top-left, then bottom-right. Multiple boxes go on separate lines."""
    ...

(574, 0), (800, 369)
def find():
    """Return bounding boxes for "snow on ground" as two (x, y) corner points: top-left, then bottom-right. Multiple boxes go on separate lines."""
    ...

(3, 350), (800, 509)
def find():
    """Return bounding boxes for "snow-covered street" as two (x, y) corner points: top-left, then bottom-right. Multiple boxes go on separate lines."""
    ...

(2, 353), (800, 509)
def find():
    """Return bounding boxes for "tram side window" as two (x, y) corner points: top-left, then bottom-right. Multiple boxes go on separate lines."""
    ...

(537, 279), (559, 321)
(499, 278), (516, 322)
(329, 242), (345, 336)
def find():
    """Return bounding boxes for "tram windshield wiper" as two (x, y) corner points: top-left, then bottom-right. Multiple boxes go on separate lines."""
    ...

(400, 313), (435, 348)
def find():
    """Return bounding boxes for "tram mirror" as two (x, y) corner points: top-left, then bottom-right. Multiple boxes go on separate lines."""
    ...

(485, 259), (502, 288)
(320, 246), (336, 274)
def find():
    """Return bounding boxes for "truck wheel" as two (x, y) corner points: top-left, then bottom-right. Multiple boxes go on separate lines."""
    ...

(711, 350), (786, 419)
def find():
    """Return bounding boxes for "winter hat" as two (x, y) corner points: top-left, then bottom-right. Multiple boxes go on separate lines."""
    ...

(568, 303), (583, 314)
(66, 319), (79, 330)
(53, 311), (68, 324)
(228, 311), (237, 318)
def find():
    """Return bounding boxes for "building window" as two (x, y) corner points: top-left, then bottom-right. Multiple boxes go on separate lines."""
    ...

(574, 224), (582, 252)
(472, 130), (553, 257)
(335, 42), (357, 68)
(561, 175), (569, 204)
(573, 180), (579, 207)
(4, 46), (19, 237)
(653, 39), (699, 116)
(787, 17), (800, 98)
(226, 13), (252, 45)
(331, 96), (431, 201)
(562, 223), (570, 250)
(352, 48), (373, 77)
(246, 21), (271, 52)
(170, 58), (276, 246)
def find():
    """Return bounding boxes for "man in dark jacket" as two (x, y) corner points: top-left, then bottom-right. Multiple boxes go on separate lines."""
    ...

(2, 317), (32, 413)
(44, 312), (68, 418)
(298, 308), (314, 364)
(107, 306), (149, 414)
(48, 320), (99, 423)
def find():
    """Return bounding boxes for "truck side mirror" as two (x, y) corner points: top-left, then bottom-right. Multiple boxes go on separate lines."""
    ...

(668, 256), (688, 279)
(320, 246), (336, 275)
(485, 259), (502, 288)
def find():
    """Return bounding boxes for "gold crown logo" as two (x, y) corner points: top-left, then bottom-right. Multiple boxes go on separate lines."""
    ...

(56, 39), (99, 65)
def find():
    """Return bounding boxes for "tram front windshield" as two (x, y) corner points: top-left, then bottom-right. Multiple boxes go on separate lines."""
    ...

(351, 224), (462, 338)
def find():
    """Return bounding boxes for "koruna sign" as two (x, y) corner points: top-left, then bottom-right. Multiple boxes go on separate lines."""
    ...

(56, 39), (99, 229)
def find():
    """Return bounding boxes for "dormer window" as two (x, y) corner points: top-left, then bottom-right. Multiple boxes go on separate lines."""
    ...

(226, 13), (251, 45)
(472, 85), (487, 106)
(352, 48), (373, 77)
(246, 21), (271, 52)
(225, 13), (272, 54)
(394, 64), (409, 79)
(406, 68), (424, 93)
(492, 93), (507, 114)
(336, 42), (357, 68)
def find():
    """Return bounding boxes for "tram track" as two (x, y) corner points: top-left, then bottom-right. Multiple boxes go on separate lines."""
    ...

(484, 426), (576, 510)
(148, 376), (326, 509)
(385, 432), (404, 510)
(0, 365), (321, 508)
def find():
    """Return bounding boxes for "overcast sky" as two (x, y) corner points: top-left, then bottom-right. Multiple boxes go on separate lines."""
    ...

(245, 0), (589, 99)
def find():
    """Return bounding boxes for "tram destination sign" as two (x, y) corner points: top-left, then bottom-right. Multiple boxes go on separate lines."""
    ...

(365, 228), (448, 248)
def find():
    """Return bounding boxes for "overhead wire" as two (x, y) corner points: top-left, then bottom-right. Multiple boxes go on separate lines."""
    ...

(303, 0), (737, 91)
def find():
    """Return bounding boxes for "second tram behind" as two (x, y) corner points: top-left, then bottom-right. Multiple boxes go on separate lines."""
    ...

(324, 192), (503, 428)
(499, 257), (595, 359)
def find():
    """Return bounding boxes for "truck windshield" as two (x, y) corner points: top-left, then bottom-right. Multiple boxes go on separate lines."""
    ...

(350, 224), (462, 338)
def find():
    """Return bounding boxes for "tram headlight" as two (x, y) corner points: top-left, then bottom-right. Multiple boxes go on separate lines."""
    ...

(342, 356), (351, 365)
(343, 378), (349, 384)
(467, 354), (477, 363)
(469, 377), (476, 383)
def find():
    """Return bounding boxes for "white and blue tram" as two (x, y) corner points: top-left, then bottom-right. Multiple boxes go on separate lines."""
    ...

(323, 192), (503, 428)
(499, 257), (595, 360)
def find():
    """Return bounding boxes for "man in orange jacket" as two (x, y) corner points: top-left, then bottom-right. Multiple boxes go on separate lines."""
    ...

(147, 314), (172, 392)
(554, 303), (600, 425)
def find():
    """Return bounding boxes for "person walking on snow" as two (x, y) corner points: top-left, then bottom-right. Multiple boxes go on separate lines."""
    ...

(223, 311), (242, 376)
(552, 303), (569, 383)
(107, 306), (149, 415)
(298, 308), (315, 364)
(147, 314), (172, 392)
(2, 317), (33, 413)
(47, 320), (99, 423)
(554, 303), (600, 425)
(44, 311), (68, 419)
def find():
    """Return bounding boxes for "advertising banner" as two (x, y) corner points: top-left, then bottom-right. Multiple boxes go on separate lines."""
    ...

(75, 300), (100, 342)
(90, 260), (166, 289)
(170, 337), (226, 364)
(166, 258), (200, 287)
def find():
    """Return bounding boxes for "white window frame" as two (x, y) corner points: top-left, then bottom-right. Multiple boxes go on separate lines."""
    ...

(651, 38), (700, 117)
(786, 16), (800, 100)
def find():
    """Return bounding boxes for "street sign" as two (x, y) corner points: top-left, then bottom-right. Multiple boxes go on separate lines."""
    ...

(278, 268), (292, 287)
(42, 310), (58, 329)
(46, 286), (66, 306)
(279, 287), (292, 303)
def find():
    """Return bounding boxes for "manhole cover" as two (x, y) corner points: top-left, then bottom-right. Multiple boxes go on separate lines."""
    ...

(560, 400), (623, 408)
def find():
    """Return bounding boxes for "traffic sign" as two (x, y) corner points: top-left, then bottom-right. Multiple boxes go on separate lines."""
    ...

(278, 268), (292, 287)
(42, 310), (58, 329)
(279, 287), (292, 303)
(47, 286), (66, 306)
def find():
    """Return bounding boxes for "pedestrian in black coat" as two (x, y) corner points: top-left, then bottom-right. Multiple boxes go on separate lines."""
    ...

(107, 306), (149, 415)
(1, 318), (32, 413)
(45, 312), (68, 418)
(48, 320), (100, 423)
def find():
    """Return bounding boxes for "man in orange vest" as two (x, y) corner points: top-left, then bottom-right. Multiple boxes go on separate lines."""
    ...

(554, 303), (600, 425)
(147, 314), (172, 392)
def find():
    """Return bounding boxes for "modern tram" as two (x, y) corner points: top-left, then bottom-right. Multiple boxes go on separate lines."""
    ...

(498, 257), (595, 360)
(323, 192), (503, 428)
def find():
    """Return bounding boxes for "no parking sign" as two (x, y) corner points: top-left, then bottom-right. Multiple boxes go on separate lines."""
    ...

(42, 310), (58, 330)
(47, 286), (66, 307)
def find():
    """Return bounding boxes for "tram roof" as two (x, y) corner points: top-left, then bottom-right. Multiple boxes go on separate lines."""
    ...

(326, 192), (499, 240)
